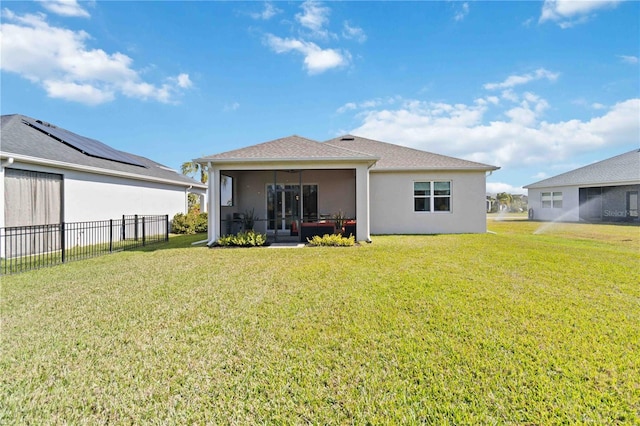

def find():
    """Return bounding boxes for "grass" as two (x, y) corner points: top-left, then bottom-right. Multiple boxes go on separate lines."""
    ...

(1, 234), (168, 275)
(2, 221), (639, 424)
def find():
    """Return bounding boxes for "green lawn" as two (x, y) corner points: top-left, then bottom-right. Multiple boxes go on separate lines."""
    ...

(2, 220), (639, 424)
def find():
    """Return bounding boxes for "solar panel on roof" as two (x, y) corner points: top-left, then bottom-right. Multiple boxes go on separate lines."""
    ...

(22, 118), (147, 168)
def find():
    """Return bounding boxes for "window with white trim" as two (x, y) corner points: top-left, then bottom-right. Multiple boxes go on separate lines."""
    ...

(541, 191), (563, 208)
(414, 181), (451, 212)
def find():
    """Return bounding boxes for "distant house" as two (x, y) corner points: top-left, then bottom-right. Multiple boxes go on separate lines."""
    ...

(1, 114), (207, 228)
(524, 150), (640, 223)
(195, 134), (499, 243)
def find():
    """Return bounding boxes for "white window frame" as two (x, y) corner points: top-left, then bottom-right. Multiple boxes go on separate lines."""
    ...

(413, 181), (452, 213)
(542, 191), (563, 209)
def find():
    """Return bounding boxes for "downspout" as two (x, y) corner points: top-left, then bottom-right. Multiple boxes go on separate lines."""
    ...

(298, 169), (303, 243)
(0, 157), (13, 230)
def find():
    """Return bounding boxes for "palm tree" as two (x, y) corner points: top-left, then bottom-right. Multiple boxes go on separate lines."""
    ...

(181, 161), (207, 184)
(496, 192), (513, 212)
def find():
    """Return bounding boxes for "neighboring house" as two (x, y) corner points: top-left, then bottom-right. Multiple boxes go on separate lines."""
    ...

(195, 134), (499, 243)
(1, 114), (207, 228)
(524, 150), (640, 223)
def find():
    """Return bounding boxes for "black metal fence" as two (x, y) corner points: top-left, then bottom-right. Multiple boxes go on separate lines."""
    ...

(1, 215), (169, 275)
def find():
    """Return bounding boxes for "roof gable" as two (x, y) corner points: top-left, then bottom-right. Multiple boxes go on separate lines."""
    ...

(524, 150), (640, 189)
(196, 135), (378, 163)
(325, 135), (499, 171)
(1, 114), (205, 188)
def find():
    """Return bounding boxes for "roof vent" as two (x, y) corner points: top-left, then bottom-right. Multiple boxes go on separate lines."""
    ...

(35, 119), (55, 128)
(341, 136), (355, 141)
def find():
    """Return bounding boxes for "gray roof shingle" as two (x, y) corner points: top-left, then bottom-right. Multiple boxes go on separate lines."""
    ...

(197, 133), (499, 171)
(1, 114), (205, 188)
(524, 149), (640, 189)
(325, 135), (499, 171)
(196, 135), (378, 163)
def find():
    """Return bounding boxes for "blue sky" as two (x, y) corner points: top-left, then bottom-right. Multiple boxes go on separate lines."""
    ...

(1, 0), (638, 194)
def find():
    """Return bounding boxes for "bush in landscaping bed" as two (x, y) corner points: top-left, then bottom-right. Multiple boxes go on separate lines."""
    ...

(215, 230), (267, 247)
(172, 212), (208, 234)
(307, 233), (355, 247)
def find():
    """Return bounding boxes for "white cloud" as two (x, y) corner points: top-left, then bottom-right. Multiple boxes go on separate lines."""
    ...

(500, 90), (519, 102)
(539, 0), (623, 27)
(0, 10), (192, 105)
(174, 73), (193, 89)
(250, 2), (281, 20)
(296, 0), (331, 39)
(336, 102), (357, 114)
(454, 2), (470, 22)
(258, 1), (363, 74)
(557, 15), (590, 29)
(264, 34), (350, 74)
(484, 68), (559, 90)
(120, 80), (172, 103)
(572, 98), (609, 110)
(346, 92), (639, 170)
(37, 0), (90, 18)
(618, 55), (639, 64)
(336, 96), (402, 114)
(342, 21), (366, 43)
(43, 80), (113, 105)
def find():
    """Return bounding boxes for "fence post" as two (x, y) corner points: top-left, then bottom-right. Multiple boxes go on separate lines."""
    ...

(122, 215), (125, 240)
(165, 215), (169, 241)
(134, 215), (139, 241)
(109, 219), (113, 253)
(142, 216), (146, 246)
(61, 222), (66, 263)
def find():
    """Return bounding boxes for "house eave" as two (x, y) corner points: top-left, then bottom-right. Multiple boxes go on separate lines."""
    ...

(524, 179), (640, 190)
(1, 152), (207, 189)
(194, 156), (379, 167)
(370, 166), (500, 173)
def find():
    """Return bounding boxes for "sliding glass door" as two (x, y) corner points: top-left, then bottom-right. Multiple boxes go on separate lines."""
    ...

(267, 184), (318, 231)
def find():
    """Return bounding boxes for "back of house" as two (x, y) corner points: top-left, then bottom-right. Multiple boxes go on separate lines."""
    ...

(524, 150), (640, 223)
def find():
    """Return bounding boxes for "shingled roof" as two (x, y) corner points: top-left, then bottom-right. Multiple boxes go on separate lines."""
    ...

(325, 135), (499, 171)
(197, 133), (499, 172)
(525, 149), (640, 189)
(196, 135), (378, 163)
(1, 114), (205, 188)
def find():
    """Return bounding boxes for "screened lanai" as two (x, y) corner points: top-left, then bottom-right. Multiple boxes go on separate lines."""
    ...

(217, 168), (358, 243)
(195, 135), (378, 244)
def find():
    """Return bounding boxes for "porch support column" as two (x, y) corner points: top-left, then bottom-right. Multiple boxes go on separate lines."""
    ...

(355, 164), (371, 242)
(273, 170), (278, 241)
(0, 164), (5, 229)
(207, 164), (221, 245)
(298, 170), (303, 243)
